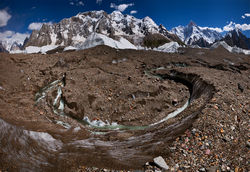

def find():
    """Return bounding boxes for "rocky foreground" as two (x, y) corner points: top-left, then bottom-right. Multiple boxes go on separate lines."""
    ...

(0, 46), (249, 171)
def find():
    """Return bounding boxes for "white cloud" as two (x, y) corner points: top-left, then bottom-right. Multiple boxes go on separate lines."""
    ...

(245, 13), (250, 17)
(78, 1), (84, 6)
(28, 22), (44, 30)
(96, 0), (102, 4)
(130, 10), (137, 14)
(69, 0), (84, 6)
(223, 21), (235, 31)
(199, 26), (223, 33)
(223, 21), (250, 31)
(241, 13), (250, 19)
(28, 22), (52, 30)
(110, 3), (134, 12)
(235, 23), (250, 31)
(0, 9), (11, 27)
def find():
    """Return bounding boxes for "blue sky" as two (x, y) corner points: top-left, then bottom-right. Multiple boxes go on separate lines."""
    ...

(0, 0), (250, 38)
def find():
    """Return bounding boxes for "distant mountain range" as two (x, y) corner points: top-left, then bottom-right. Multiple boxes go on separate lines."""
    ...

(170, 21), (223, 47)
(1, 10), (250, 53)
(171, 22), (250, 49)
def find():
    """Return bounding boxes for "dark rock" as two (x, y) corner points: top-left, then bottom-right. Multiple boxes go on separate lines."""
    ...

(237, 83), (244, 92)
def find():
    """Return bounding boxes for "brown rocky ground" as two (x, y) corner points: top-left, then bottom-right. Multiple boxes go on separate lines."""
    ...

(0, 45), (249, 171)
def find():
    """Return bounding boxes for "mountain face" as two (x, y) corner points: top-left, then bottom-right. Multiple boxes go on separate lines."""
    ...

(24, 10), (182, 48)
(0, 43), (8, 53)
(221, 29), (250, 50)
(10, 42), (22, 51)
(171, 21), (223, 47)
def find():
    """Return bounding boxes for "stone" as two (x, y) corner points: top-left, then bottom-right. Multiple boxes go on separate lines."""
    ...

(246, 140), (250, 148)
(199, 167), (206, 171)
(153, 156), (169, 170)
(172, 99), (178, 106)
(237, 83), (244, 92)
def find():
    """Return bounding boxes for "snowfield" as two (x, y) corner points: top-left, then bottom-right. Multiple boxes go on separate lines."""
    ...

(156, 42), (181, 53)
(10, 45), (58, 54)
(9, 35), (249, 55)
(77, 33), (137, 50)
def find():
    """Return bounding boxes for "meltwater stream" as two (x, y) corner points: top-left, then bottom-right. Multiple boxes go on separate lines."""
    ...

(0, 70), (214, 171)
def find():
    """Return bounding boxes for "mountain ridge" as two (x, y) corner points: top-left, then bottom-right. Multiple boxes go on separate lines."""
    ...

(23, 10), (182, 49)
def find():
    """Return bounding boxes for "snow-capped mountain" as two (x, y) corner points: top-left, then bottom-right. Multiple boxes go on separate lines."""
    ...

(171, 21), (223, 47)
(24, 10), (182, 49)
(221, 29), (250, 50)
(0, 31), (29, 52)
(0, 41), (22, 52)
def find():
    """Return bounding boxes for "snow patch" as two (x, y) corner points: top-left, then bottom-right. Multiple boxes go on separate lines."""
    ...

(83, 116), (118, 128)
(10, 45), (58, 54)
(211, 41), (250, 55)
(24, 130), (62, 151)
(63, 46), (77, 51)
(78, 33), (137, 50)
(156, 42), (181, 53)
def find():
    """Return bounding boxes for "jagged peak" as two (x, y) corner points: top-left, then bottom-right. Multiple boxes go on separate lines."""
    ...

(188, 20), (197, 27)
(142, 16), (157, 27)
(143, 16), (153, 22)
(159, 24), (167, 30)
(227, 28), (242, 37)
(110, 10), (124, 21)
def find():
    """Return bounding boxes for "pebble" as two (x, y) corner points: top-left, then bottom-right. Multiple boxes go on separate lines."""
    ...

(220, 128), (224, 133)
(199, 167), (206, 171)
(153, 156), (169, 170)
(214, 105), (219, 110)
(184, 165), (190, 168)
(205, 149), (211, 155)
